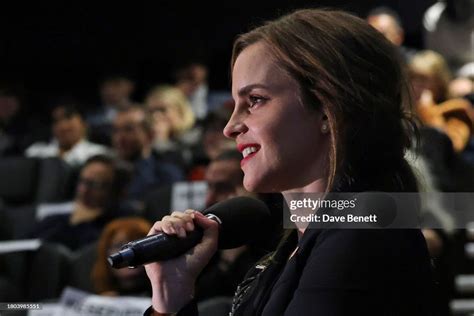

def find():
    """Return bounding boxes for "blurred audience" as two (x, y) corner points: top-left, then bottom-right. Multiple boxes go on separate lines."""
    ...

(366, 6), (417, 62)
(449, 62), (474, 99)
(187, 102), (235, 181)
(26, 102), (108, 167)
(409, 50), (452, 103)
(112, 106), (184, 204)
(145, 85), (198, 151)
(195, 150), (261, 302)
(92, 217), (152, 296)
(27, 155), (132, 250)
(0, 86), (45, 156)
(409, 50), (474, 153)
(87, 74), (136, 145)
(174, 62), (209, 120)
(423, 0), (474, 73)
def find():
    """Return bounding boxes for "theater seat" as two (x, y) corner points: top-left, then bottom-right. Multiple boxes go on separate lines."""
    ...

(0, 157), (39, 205)
(26, 242), (72, 301)
(67, 242), (97, 293)
(35, 157), (76, 203)
(0, 157), (76, 207)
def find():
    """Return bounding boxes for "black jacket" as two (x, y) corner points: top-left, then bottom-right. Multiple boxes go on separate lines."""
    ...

(145, 192), (435, 316)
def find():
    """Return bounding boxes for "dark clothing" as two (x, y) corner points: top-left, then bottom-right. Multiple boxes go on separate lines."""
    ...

(144, 227), (434, 316)
(127, 151), (185, 202)
(28, 206), (133, 251)
(28, 214), (106, 251)
(144, 191), (435, 315)
(238, 229), (433, 316)
(195, 249), (262, 302)
(86, 106), (116, 146)
(0, 114), (48, 157)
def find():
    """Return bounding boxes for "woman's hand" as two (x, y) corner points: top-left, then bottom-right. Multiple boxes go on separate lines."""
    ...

(144, 210), (219, 314)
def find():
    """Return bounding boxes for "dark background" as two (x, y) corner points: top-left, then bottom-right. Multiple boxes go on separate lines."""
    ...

(0, 0), (436, 115)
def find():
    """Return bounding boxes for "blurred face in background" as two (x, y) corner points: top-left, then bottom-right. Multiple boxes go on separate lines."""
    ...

(107, 230), (148, 292)
(112, 109), (151, 161)
(203, 124), (235, 160)
(147, 97), (182, 134)
(205, 158), (246, 207)
(0, 95), (20, 123)
(410, 70), (445, 103)
(176, 64), (208, 97)
(76, 161), (114, 209)
(100, 78), (134, 108)
(367, 14), (403, 46)
(52, 107), (86, 151)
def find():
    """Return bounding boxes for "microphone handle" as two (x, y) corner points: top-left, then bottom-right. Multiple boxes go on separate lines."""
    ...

(121, 228), (204, 267)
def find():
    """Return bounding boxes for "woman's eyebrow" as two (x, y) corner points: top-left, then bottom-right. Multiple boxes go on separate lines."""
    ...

(237, 84), (270, 97)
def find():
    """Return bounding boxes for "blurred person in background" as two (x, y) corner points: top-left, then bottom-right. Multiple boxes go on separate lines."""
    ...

(449, 63), (474, 163)
(195, 150), (263, 303)
(409, 50), (474, 153)
(26, 102), (108, 167)
(174, 62), (209, 120)
(423, 0), (474, 73)
(448, 62), (474, 99)
(87, 74), (136, 146)
(366, 6), (417, 62)
(409, 50), (452, 104)
(112, 106), (184, 205)
(145, 85), (197, 150)
(187, 102), (236, 180)
(0, 85), (46, 156)
(27, 155), (132, 250)
(92, 217), (152, 296)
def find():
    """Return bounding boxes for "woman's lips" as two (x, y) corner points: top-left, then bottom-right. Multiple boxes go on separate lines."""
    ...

(237, 143), (260, 167)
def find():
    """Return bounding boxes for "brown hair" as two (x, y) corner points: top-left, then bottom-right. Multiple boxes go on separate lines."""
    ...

(231, 9), (418, 192)
(91, 217), (151, 294)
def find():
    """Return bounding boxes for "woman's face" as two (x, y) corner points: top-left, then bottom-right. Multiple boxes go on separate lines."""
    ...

(147, 98), (182, 131)
(225, 42), (329, 193)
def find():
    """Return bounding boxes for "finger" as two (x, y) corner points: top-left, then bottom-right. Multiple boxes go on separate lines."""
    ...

(171, 211), (195, 230)
(187, 212), (219, 274)
(148, 221), (164, 236)
(161, 220), (177, 235)
(164, 216), (190, 237)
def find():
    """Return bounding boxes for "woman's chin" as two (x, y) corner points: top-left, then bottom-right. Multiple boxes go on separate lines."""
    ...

(243, 176), (279, 194)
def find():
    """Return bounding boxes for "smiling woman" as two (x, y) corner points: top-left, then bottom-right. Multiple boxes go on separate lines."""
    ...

(143, 8), (434, 316)
(226, 42), (329, 193)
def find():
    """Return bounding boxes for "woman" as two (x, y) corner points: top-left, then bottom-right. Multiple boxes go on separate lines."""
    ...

(144, 9), (434, 315)
(145, 85), (197, 149)
(93, 217), (152, 296)
(409, 50), (452, 104)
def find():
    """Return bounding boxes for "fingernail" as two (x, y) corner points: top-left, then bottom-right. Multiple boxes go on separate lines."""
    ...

(186, 222), (194, 230)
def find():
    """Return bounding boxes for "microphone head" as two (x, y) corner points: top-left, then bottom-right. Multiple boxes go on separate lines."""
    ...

(203, 196), (272, 249)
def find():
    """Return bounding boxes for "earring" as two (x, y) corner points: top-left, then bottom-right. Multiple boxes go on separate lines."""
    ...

(321, 123), (329, 134)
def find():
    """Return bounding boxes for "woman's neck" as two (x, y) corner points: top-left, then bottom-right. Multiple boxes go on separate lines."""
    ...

(282, 178), (327, 237)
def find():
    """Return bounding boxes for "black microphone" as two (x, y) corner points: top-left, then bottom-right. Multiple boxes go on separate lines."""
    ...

(108, 196), (271, 269)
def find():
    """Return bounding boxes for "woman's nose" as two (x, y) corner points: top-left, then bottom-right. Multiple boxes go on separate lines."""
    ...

(223, 112), (248, 139)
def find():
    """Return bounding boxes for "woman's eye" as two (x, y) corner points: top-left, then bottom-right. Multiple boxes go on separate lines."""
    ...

(248, 95), (266, 108)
